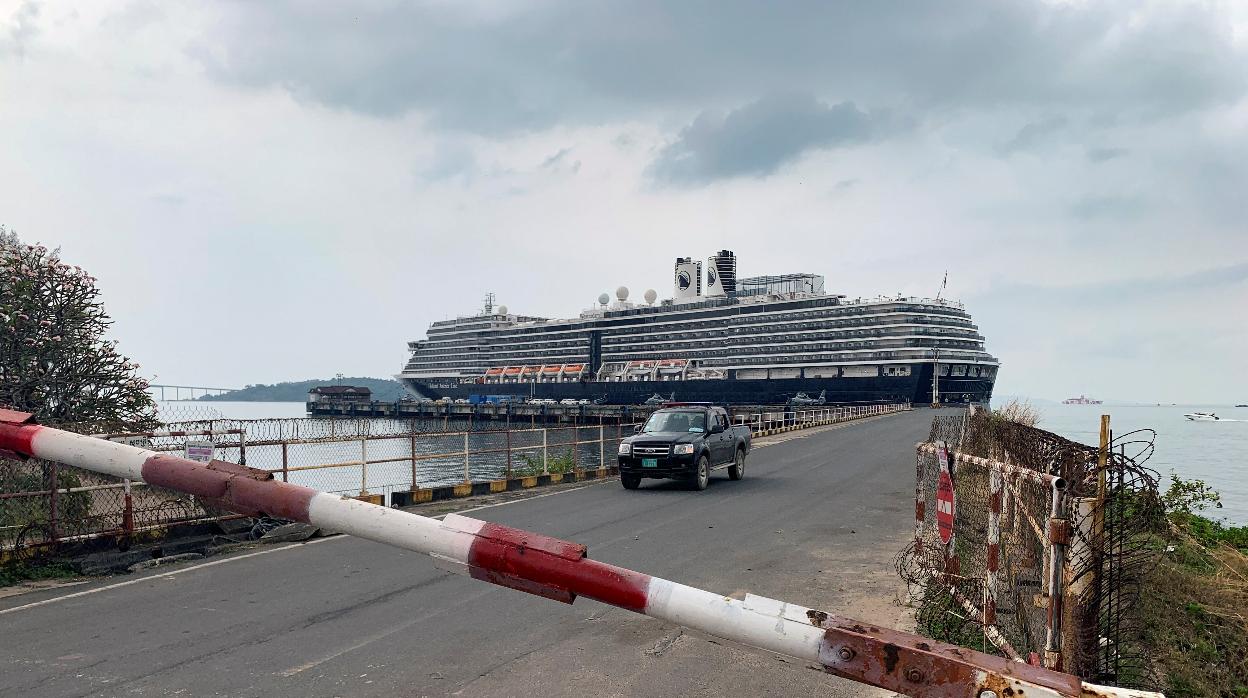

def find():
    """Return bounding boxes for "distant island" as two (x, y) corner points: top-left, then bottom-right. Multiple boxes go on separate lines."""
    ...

(198, 377), (406, 402)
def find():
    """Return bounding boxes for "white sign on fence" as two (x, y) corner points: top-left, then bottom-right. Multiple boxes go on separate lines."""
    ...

(185, 440), (215, 463)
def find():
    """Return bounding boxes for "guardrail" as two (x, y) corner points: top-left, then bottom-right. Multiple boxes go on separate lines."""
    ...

(734, 403), (911, 436)
(0, 408), (1161, 698)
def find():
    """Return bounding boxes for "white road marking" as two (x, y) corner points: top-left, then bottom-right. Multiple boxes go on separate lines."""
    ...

(0, 539), (340, 616)
(0, 483), (601, 616)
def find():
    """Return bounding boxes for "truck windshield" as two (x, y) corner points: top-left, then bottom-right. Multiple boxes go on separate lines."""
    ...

(642, 411), (706, 433)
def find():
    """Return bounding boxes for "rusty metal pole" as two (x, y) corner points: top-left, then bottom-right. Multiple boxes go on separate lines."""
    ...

(505, 430), (512, 479)
(122, 478), (134, 537)
(238, 429), (247, 466)
(986, 463), (1002, 630)
(1044, 477), (1070, 670)
(48, 460), (59, 543)
(914, 448), (925, 556)
(542, 428), (549, 475)
(463, 432), (470, 484)
(281, 442), (289, 482)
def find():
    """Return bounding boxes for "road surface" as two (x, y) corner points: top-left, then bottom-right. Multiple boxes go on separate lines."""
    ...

(0, 409), (934, 697)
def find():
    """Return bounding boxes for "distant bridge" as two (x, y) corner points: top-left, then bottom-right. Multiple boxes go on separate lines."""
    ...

(147, 384), (238, 401)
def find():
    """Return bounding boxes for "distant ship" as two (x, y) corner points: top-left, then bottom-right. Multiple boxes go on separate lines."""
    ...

(398, 250), (999, 405)
(1062, 395), (1102, 405)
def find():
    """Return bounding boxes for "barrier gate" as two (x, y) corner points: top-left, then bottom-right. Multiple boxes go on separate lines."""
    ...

(0, 409), (1161, 698)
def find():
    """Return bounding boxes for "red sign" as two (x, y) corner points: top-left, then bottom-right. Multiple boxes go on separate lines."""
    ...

(935, 441), (955, 544)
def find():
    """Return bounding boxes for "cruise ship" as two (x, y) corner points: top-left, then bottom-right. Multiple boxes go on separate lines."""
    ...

(398, 251), (998, 405)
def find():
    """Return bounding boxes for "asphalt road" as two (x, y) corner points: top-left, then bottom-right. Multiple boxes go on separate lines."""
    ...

(0, 409), (934, 698)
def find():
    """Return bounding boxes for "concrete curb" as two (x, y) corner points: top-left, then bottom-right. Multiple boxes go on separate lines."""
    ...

(389, 467), (619, 507)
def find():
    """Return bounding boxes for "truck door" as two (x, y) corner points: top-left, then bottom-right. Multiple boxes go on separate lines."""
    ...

(712, 411), (731, 464)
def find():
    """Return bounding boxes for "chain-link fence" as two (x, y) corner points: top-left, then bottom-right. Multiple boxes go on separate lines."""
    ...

(1, 418), (638, 561)
(897, 408), (1163, 689)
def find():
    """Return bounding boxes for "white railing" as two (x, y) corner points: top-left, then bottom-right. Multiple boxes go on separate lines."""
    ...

(732, 403), (911, 432)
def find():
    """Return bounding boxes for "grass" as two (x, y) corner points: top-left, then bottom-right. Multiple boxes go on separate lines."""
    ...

(1139, 515), (1248, 697)
(0, 558), (78, 587)
(513, 449), (576, 477)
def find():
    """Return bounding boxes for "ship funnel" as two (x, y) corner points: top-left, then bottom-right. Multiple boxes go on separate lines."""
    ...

(705, 250), (736, 297)
(674, 257), (702, 301)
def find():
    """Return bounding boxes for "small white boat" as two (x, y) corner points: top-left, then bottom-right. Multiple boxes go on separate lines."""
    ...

(1184, 412), (1220, 421)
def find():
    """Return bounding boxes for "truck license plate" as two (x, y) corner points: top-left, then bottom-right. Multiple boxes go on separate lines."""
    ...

(642, 458), (658, 468)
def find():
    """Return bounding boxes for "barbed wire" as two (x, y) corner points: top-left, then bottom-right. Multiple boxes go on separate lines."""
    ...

(897, 410), (1163, 689)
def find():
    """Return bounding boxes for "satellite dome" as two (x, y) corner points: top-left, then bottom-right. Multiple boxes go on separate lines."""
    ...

(616, 286), (629, 301)
(644, 289), (657, 304)
(598, 293), (610, 306)
(497, 305), (508, 316)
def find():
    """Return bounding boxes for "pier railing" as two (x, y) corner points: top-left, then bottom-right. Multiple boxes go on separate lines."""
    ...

(733, 403), (910, 435)
(0, 404), (912, 558)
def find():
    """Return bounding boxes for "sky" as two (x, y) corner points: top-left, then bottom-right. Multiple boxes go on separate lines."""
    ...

(1, 0), (1246, 403)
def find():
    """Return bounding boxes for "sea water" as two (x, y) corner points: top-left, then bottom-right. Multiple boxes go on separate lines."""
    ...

(158, 401), (1248, 524)
(1031, 403), (1248, 525)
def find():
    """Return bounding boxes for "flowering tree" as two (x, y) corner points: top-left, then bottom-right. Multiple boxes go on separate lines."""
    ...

(0, 226), (158, 432)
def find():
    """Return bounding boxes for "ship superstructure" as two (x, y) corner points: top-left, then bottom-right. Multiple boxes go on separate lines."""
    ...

(398, 251), (998, 405)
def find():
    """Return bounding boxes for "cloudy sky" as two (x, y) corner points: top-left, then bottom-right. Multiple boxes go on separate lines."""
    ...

(2, 1), (1246, 403)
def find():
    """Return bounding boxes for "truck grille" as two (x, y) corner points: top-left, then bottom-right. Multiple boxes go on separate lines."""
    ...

(632, 444), (670, 457)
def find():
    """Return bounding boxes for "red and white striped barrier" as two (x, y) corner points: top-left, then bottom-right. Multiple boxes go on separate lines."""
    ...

(0, 409), (1159, 698)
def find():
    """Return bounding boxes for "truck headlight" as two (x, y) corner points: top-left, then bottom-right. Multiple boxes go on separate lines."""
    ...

(673, 444), (694, 455)
(618, 443), (631, 455)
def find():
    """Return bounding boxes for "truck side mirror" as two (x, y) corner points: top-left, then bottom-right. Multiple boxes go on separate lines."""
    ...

(633, 424), (642, 434)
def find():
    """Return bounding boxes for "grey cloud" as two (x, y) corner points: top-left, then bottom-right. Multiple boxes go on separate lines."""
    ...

(190, 1), (1248, 135)
(417, 142), (478, 183)
(150, 193), (185, 207)
(1086, 147), (1128, 163)
(1068, 194), (1147, 221)
(647, 94), (891, 184)
(1, 1), (40, 59)
(539, 147), (580, 174)
(976, 261), (1248, 304)
(998, 117), (1067, 156)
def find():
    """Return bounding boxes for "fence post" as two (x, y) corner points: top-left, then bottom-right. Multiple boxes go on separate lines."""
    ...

(463, 432), (471, 484)
(1044, 477), (1070, 670)
(410, 433), (418, 490)
(542, 429), (549, 475)
(238, 429), (247, 465)
(914, 448), (925, 556)
(360, 438), (369, 495)
(122, 478), (134, 537)
(281, 442), (289, 482)
(599, 424), (605, 468)
(505, 430), (513, 479)
(48, 460), (59, 543)
(986, 464), (1002, 629)
(571, 425), (579, 472)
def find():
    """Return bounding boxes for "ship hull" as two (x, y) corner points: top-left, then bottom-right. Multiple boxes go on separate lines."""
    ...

(401, 363), (993, 406)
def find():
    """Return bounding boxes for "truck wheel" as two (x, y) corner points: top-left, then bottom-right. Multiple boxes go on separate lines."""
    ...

(691, 455), (710, 491)
(621, 474), (641, 490)
(728, 448), (746, 481)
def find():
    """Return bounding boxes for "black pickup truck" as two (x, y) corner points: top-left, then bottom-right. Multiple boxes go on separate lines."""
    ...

(617, 404), (752, 490)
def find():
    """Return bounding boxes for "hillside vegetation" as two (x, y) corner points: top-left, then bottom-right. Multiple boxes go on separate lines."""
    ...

(199, 377), (406, 402)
